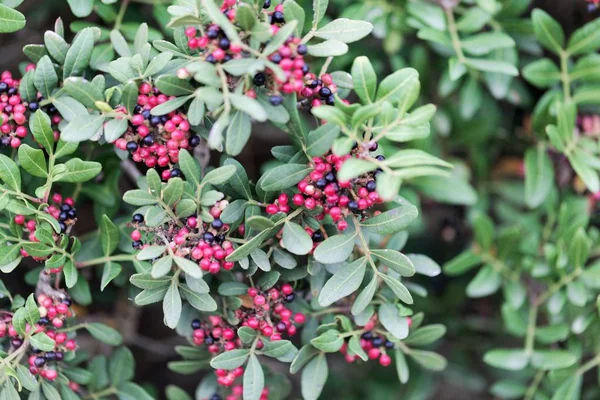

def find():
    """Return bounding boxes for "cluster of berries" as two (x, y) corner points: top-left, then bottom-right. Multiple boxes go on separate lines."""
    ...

(114, 82), (200, 180)
(341, 317), (412, 367)
(205, 386), (270, 400)
(266, 148), (384, 231)
(0, 294), (77, 381)
(0, 69), (62, 149)
(251, 5), (311, 106)
(191, 284), (304, 387)
(16, 193), (76, 265)
(184, 23), (242, 64)
(298, 73), (338, 108)
(130, 201), (235, 274)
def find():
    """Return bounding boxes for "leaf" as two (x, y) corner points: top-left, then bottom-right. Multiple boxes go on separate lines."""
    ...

(101, 262), (122, 291)
(531, 350), (577, 370)
(361, 203), (418, 235)
(313, 233), (356, 264)
(283, 221), (312, 255)
(173, 256), (202, 279)
(371, 249), (415, 277)
(523, 58), (561, 88)
(0, 154), (20, 191)
(60, 114), (105, 142)
(163, 280), (182, 329)
(465, 58), (519, 76)
(569, 150), (599, 193)
(307, 39), (349, 57)
(0, 4), (25, 33)
(155, 75), (194, 96)
(395, 349), (409, 383)
(104, 118), (128, 143)
(67, 0), (94, 17)
(18, 145), (47, 178)
(259, 164), (312, 192)
(409, 350), (447, 371)
(312, 0), (328, 27)
(376, 68), (419, 105)
(311, 330), (344, 352)
(86, 322), (123, 345)
(351, 56), (377, 104)
(225, 111), (251, 156)
(351, 275), (378, 315)
(524, 145), (554, 208)
(56, 158), (102, 182)
(109, 347), (134, 386)
(243, 354), (264, 400)
(337, 158), (376, 181)
(380, 274), (413, 304)
(263, 21), (298, 55)
(115, 382), (154, 400)
(407, 254), (441, 277)
(318, 257), (367, 306)
(567, 17), (600, 56)
(531, 8), (564, 54)
(63, 28), (94, 79)
(283, 1), (304, 36)
(30, 110), (55, 153)
(483, 349), (529, 370)
(466, 265), (501, 298)
(229, 93), (267, 122)
(301, 354), (328, 400)
(201, 164), (236, 186)
(34, 55), (58, 99)
(405, 324), (446, 346)
(379, 303), (408, 339)
(306, 123), (340, 157)
(100, 214), (118, 255)
(151, 96), (191, 116)
(315, 18), (373, 43)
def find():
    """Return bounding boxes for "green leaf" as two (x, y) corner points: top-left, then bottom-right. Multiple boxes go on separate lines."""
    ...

(173, 256), (202, 279)
(63, 28), (94, 79)
(18, 145), (47, 178)
(30, 110), (55, 153)
(44, 31), (68, 64)
(34, 55), (58, 99)
(104, 118), (128, 143)
(151, 96), (191, 116)
(226, 111), (251, 156)
(109, 347), (134, 386)
(405, 324), (446, 346)
(523, 58), (561, 88)
(259, 164), (311, 192)
(201, 165), (236, 186)
(56, 158), (102, 182)
(409, 350), (447, 371)
(313, 233), (356, 264)
(337, 158), (376, 181)
(407, 254), (441, 277)
(531, 350), (577, 370)
(567, 17), (600, 56)
(283, 221), (313, 255)
(312, 0), (328, 27)
(466, 265), (501, 298)
(229, 93), (267, 122)
(60, 114), (105, 142)
(524, 145), (554, 208)
(210, 348), (250, 369)
(283, 1), (304, 36)
(100, 214), (119, 255)
(351, 56), (377, 104)
(0, 154), (20, 191)
(379, 303), (408, 339)
(569, 150), (599, 193)
(371, 249), (415, 277)
(163, 280), (182, 329)
(115, 382), (154, 400)
(380, 273), (413, 304)
(86, 322), (123, 345)
(351, 275), (378, 315)
(243, 354), (264, 400)
(301, 354), (328, 400)
(42, 381), (61, 400)
(464, 58), (519, 76)
(376, 68), (419, 105)
(306, 123), (340, 157)
(63, 77), (103, 108)
(531, 9), (564, 54)
(311, 330), (344, 352)
(67, 0), (94, 18)
(24, 294), (40, 325)
(307, 39), (349, 57)
(101, 262), (122, 291)
(315, 18), (372, 43)
(0, 4), (25, 33)
(483, 349), (529, 370)
(155, 75), (194, 96)
(263, 21), (298, 56)
(318, 257), (367, 306)
(180, 284), (217, 311)
(361, 203), (418, 235)
(460, 32), (515, 56)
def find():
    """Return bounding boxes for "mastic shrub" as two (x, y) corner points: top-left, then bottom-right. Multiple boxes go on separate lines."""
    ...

(0, 0), (599, 399)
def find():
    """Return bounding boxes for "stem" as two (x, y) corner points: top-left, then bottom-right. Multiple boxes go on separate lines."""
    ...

(77, 254), (137, 268)
(42, 154), (56, 203)
(524, 370), (545, 400)
(559, 51), (572, 102)
(576, 353), (600, 375)
(85, 387), (117, 400)
(445, 7), (466, 63)
(114, 0), (130, 31)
